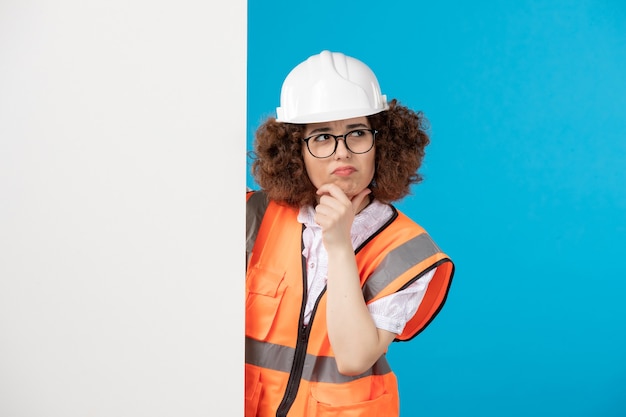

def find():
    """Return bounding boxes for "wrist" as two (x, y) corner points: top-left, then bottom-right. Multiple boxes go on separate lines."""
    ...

(325, 242), (354, 261)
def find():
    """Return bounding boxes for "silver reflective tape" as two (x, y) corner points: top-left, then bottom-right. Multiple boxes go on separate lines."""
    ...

(362, 233), (440, 302)
(246, 337), (294, 374)
(304, 353), (392, 383)
(246, 192), (269, 255)
(246, 338), (392, 383)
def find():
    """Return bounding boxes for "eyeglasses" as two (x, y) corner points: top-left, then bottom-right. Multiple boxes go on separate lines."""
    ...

(302, 128), (377, 159)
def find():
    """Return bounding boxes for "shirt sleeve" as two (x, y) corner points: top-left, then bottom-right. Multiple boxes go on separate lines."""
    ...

(366, 267), (436, 335)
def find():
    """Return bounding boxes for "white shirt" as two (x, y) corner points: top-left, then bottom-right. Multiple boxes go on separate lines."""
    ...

(298, 200), (435, 335)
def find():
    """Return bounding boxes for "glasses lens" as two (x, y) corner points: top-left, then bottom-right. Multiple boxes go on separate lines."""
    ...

(308, 134), (336, 158)
(345, 129), (374, 154)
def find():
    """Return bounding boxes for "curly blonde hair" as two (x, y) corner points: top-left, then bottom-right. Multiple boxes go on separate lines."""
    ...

(251, 99), (430, 207)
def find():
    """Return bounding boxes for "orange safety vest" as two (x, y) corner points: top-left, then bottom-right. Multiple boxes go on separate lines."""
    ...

(246, 191), (454, 417)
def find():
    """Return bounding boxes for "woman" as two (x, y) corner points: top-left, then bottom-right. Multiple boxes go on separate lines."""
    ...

(246, 50), (454, 417)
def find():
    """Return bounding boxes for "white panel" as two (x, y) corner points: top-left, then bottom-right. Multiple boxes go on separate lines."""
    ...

(0, 1), (246, 415)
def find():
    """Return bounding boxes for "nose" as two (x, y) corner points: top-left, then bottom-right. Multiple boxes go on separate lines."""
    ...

(334, 136), (351, 159)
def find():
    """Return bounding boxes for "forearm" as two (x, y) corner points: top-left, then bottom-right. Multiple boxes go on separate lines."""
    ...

(325, 244), (393, 375)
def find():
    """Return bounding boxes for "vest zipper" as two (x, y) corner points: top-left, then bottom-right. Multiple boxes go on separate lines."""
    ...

(275, 246), (312, 417)
(275, 322), (311, 417)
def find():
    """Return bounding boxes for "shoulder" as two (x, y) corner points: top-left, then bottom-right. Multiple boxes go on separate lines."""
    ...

(246, 191), (270, 236)
(363, 206), (446, 258)
(381, 205), (427, 237)
(393, 206), (443, 255)
(246, 190), (300, 226)
(246, 189), (267, 205)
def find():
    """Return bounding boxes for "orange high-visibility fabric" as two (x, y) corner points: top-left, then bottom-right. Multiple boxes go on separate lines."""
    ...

(245, 191), (454, 417)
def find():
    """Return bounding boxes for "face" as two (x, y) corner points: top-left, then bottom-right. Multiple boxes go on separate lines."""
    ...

(302, 116), (376, 200)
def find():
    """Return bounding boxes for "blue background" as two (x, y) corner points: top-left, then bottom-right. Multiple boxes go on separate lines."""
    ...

(247, 1), (626, 415)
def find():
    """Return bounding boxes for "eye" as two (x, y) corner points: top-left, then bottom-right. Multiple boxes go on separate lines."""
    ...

(347, 129), (366, 137)
(312, 134), (332, 143)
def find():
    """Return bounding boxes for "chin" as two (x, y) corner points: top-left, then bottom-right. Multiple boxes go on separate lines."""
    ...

(344, 189), (362, 200)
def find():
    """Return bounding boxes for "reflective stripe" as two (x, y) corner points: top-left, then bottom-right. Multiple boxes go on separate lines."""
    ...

(246, 336), (295, 374)
(246, 191), (269, 255)
(362, 233), (441, 302)
(246, 337), (392, 383)
(307, 352), (392, 383)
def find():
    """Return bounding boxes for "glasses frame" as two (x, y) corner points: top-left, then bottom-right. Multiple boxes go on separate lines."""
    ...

(302, 128), (378, 159)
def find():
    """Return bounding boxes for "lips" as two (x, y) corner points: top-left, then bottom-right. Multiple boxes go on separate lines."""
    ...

(332, 166), (356, 176)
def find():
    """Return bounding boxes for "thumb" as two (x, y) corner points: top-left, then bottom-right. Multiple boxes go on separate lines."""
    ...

(350, 188), (371, 213)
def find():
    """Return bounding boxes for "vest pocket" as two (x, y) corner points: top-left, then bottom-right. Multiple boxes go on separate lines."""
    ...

(246, 266), (286, 340)
(308, 384), (396, 417)
(308, 392), (395, 417)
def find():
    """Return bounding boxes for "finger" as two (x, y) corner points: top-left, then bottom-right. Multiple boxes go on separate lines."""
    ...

(318, 193), (345, 212)
(316, 183), (349, 203)
(314, 201), (335, 219)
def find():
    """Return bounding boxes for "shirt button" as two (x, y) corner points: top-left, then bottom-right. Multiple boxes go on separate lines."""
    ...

(309, 262), (315, 269)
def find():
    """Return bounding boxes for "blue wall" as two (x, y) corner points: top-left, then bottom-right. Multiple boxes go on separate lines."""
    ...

(247, 1), (626, 415)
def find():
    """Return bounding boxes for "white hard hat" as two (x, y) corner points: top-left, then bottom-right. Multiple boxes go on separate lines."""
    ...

(276, 50), (389, 124)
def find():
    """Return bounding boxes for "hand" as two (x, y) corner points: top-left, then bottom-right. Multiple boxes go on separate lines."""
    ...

(314, 184), (371, 249)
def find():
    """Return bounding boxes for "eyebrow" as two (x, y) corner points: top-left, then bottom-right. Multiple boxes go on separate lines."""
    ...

(305, 123), (370, 136)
